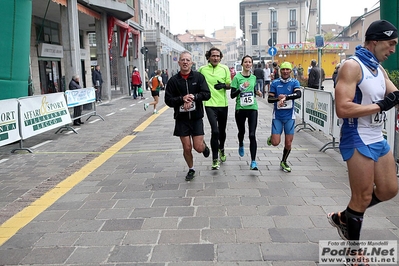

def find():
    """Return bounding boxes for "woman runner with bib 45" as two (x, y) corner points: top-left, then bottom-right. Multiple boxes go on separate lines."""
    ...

(230, 55), (262, 170)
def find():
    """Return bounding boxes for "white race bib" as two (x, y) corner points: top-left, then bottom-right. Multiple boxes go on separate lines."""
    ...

(179, 101), (196, 112)
(240, 92), (254, 106)
(277, 100), (293, 109)
(370, 111), (386, 126)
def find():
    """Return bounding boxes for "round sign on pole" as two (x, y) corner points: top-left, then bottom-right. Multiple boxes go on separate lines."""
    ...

(155, 57), (160, 62)
(268, 47), (277, 56)
(173, 56), (178, 61)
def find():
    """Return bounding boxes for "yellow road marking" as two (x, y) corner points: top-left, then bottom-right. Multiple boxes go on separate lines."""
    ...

(134, 106), (168, 131)
(0, 107), (169, 246)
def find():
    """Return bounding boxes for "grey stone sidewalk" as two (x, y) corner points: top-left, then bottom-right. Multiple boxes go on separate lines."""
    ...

(0, 90), (398, 265)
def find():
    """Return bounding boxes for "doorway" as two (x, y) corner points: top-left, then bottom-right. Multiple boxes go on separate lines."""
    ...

(38, 60), (62, 94)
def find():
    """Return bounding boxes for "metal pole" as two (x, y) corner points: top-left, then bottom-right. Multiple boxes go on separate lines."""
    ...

(269, 7), (275, 64)
(248, 24), (253, 56)
(317, 0), (322, 90)
(258, 22), (262, 62)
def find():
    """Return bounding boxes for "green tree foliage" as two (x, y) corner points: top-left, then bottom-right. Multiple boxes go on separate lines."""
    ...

(387, 70), (399, 88)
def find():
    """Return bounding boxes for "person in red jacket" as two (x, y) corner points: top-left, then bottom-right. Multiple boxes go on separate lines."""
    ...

(131, 68), (143, 99)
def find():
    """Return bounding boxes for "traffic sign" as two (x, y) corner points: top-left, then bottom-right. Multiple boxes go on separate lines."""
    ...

(268, 47), (277, 56)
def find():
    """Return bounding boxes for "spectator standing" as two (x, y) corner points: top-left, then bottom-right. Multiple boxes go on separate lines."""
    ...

(272, 62), (280, 80)
(145, 68), (149, 90)
(263, 63), (271, 96)
(292, 65), (298, 79)
(92, 65), (103, 102)
(131, 68), (142, 99)
(69, 74), (84, 126)
(161, 70), (168, 90)
(307, 59), (325, 89)
(253, 62), (264, 96)
(297, 64), (304, 80)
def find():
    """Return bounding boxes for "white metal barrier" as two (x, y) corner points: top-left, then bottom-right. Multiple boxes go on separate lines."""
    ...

(57, 87), (104, 134)
(0, 93), (73, 153)
(0, 99), (20, 147)
(0, 88), (105, 153)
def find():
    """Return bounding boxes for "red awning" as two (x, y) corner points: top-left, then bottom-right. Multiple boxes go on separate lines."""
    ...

(51, 0), (101, 20)
(108, 16), (140, 57)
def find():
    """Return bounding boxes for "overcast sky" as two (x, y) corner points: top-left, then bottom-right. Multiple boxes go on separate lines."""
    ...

(169, 0), (380, 36)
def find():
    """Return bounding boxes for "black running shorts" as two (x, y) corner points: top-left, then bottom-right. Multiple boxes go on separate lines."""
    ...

(151, 90), (160, 97)
(174, 119), (204, 137)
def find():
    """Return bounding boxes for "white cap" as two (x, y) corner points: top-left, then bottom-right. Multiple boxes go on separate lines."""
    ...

(134, 68), (138, 71)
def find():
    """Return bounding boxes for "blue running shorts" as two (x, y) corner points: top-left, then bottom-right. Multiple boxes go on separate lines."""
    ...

(271, 119), (295, 135)
(340, 139), (391, 162)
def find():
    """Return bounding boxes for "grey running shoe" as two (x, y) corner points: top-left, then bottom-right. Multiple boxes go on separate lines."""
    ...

(185, 169), (195, 181)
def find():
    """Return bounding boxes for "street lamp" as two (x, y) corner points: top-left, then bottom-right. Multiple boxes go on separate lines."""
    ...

(361, 17), (365, 43)
(258, 21), (262, 62)
(269, 7), (276, 63)
(248, 24), (253, 56)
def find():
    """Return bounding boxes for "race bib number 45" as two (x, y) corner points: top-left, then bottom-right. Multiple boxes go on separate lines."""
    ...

(240, 92), (254, 106)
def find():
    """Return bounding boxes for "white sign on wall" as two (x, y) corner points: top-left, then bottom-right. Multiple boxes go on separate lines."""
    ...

(18, 93), (72, 139)
(38, 43), (63, 58)
(0, 99), (20, 147)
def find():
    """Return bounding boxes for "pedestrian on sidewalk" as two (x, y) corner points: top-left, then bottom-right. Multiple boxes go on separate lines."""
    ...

(144, 70), (163, 114)
(145, 68), (149, 90)
(164, 51), (211, 181)
(92, 65), (103, 103)
(328, 20), (399, 245)
(263, 63), (271, 96)
(199, 47), (231, 170)
(307, 59), (325, 90)
(230, 55), (262, 170)
(131, 68), (142, 100)
(267, 61), (301, 173)
(69, 74), (84, 126)
(253, 62), (264, 96)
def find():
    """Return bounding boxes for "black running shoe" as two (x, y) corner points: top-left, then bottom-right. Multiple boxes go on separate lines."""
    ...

(203, 141), (210, 158)
(185, 169), (195, 181)
(327, 212), (348, 240)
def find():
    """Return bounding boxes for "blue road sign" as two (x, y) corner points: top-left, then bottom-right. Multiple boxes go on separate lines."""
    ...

(268, 47), (277, 56)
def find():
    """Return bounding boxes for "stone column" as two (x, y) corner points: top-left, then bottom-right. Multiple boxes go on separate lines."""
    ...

(117, 28), (129, 95)
(95, 13), (111, 100)
(60, 0), (81, 86)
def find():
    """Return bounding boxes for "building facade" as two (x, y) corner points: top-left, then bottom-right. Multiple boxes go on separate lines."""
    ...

(30, 0), (141, 100)
(140, 0), (185, 77)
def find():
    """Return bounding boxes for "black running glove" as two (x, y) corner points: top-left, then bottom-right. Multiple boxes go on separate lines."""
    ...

(214, 81), (227, 90)
(376, 91), (399, 111)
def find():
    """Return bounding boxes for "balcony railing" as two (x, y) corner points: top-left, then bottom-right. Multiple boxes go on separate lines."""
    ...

(268, 21), (278, 31)
(287, 20), (297, 30)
